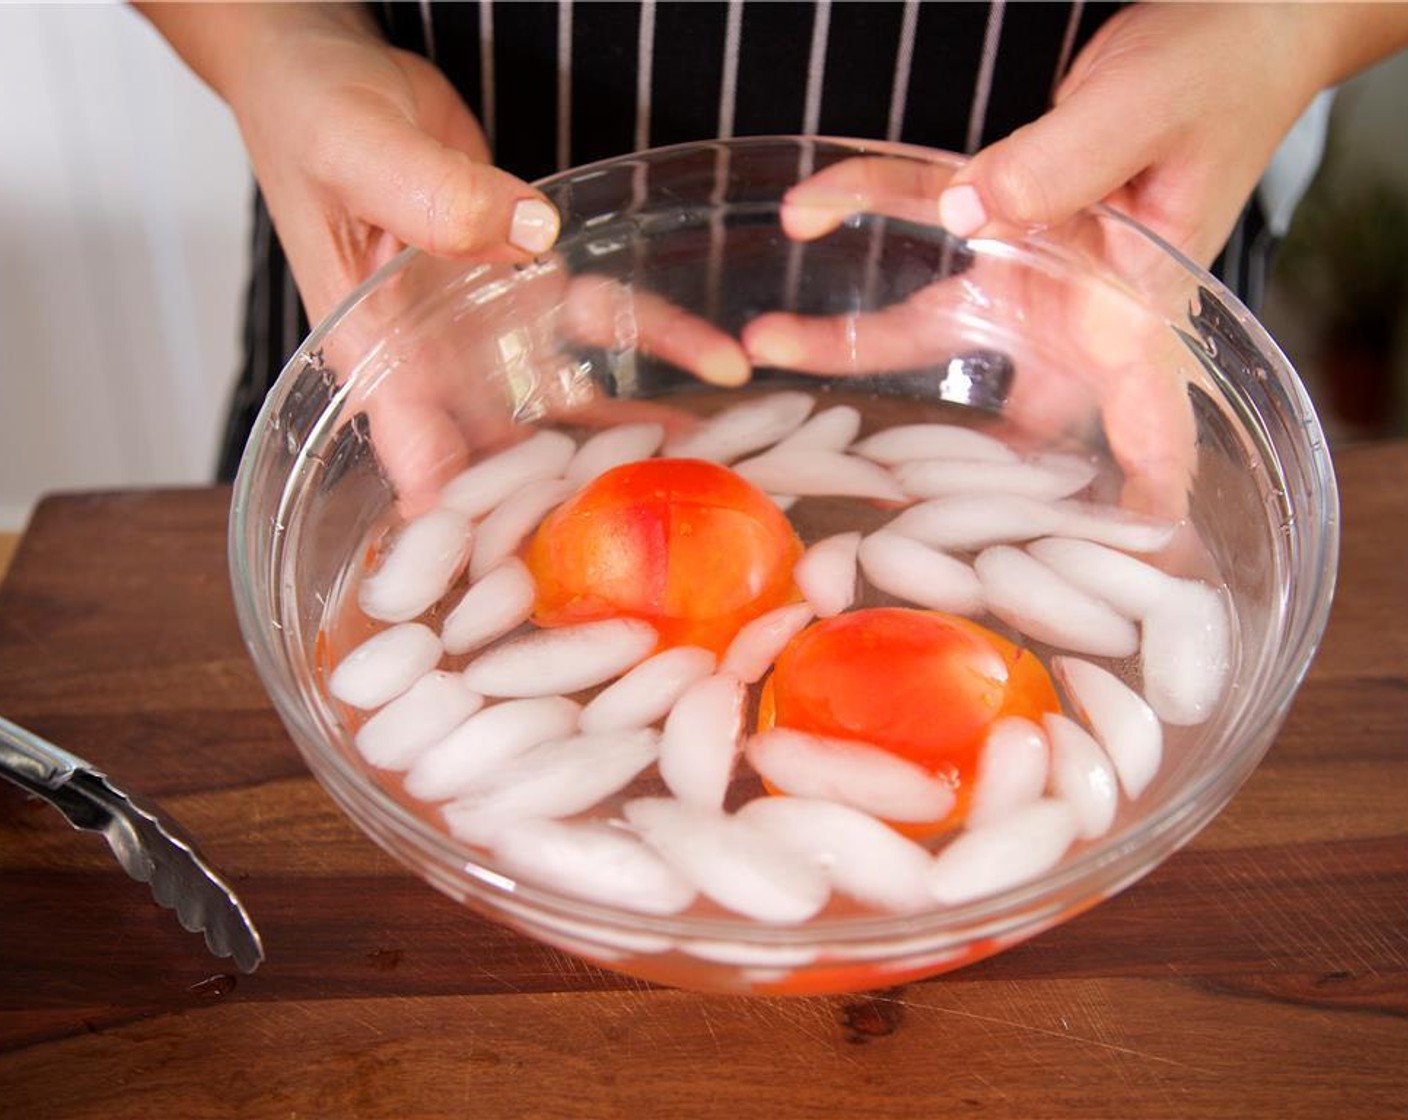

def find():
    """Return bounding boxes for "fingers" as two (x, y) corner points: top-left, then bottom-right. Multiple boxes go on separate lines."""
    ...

(938, 78), (1165, 239)
(777, 156), (954, 241)
(313, 89), (560, 261)
(561, 276), (752, 388)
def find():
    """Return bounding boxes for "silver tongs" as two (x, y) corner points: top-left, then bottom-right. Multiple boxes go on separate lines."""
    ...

(0, 715), (264, 972)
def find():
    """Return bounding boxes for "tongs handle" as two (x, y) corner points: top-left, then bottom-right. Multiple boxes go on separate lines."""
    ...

(0, 714), (265, 973)
(0, 714), (87, 788)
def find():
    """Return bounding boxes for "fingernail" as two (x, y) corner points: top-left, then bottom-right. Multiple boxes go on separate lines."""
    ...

(745, 325), (804, 370)
(697, 346), (752, 387)
(510, 198), (560, 254)
(939, 184), (986, 238)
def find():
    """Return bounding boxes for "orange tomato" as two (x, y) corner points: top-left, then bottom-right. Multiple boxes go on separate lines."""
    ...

(762, 608), (1059, 828)
(525, 458), (803, 654)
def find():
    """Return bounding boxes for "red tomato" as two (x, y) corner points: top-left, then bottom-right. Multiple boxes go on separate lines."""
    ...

(525, 458), (802, 654)
(761, 608), (1059, 829)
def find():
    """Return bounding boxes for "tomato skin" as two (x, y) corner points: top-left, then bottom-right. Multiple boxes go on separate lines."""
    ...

(762, 608), (1059, 828)
(525, 458), (803, 654)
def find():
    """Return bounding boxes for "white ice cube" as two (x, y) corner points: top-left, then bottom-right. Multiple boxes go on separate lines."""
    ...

(462, 618), (658, 697)
(858, 530), (984, 615)
(355, 670), (483, 771)
(975, 546), (1139, 658)
(771, 404), (862, 454)
(566, 422), (666, 486)
(1050, 500), (1177, 554)
(732, 450), (907, 502)
(468, 477), (573, 580)
(1140, 582), (1232, 726)
(404, 695), (582, 801)
(1053, 657), (1163, 799)
(623, 798), (830, 924)
(967, 716), (1049, 827)
(580, 646), (717, 733)
(737, 796), (934, 913)
(852, 423), (1020, 466)
(490, 818), (697, 915)
(444, 728), (659, 834)
(663, 391), (816, 463)
(329, 622), (443, 709)
(896, 453), (1097, 501)
(1044, 712), (1119, 839)
(746, 728), (956, 824)
(439, 430), (577, 517)
(720, 603), (815, 684)
(794, 532), (861, 618)
(659, 673), (746, 809)
(1026, 537), (1178, 620)
(358, 507), (473, 623)
(928, 799), (1078, 905)
(887, 493), (1063, 551)
(440, 558), (536, 656)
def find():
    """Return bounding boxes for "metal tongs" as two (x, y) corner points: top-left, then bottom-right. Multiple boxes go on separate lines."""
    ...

(0, 715), (264, 972)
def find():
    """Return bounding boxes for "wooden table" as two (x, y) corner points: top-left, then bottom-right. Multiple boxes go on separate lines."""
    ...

(1, 445), (1404, 1120)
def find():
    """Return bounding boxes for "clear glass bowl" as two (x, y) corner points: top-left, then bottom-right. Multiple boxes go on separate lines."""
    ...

(230, 137), (1338, 995)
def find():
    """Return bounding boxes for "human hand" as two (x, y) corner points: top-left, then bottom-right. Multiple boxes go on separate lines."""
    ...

(742, 4), (1408, 517)
(141, 4), (749, 509)
(742, 154), (1198, 518)
(934, 3), (1408, 268)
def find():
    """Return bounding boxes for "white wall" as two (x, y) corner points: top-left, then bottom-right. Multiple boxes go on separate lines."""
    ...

(0, 3), (250, 530)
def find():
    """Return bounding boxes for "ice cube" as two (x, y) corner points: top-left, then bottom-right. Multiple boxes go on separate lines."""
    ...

(1026, 537), (1177, 620)
(1051, 499), (1177, 554)
(355, 670), (484, 770)
(439, 430), (577, 517)
(329, 622), (443, 709)
(794, 532), (861, 618)
(771, 404), (862, 454)
(896, 453), (1098, 501)
(928, 799), (1078, 905)
(468, 478), (573, 580)
(720, 603), (815, 684)
(580, 646), (717, 733)
(358, 507), (473, 623)
(732, 450), (907, 502)
(462, 618), (658, 697)
(857, 530), (984, 615)
(1141, 582), (1232, 725)
(490, 818), (697, 916)
(746, 728), (956, 823)
(1053, 657), (1162, 798)
(737, 796), (934, 913)
(887, 493), (1064, 551)
(852, 423), (1020, 465)
(623, 798), (830, 923)
(1044, 713), (1119, 839)
(440, 557), (536, 655)
(444, 728), (659, 833)
(565, 422), (666, 486)
(663, 391), (816, 463)
(659, 673), (746, 809)
(967, 716), (1049, 827)
(975, 546), (1139, 658)
(404, 695), (582, 801)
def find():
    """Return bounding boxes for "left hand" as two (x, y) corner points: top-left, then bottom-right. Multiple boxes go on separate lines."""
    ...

(934, 2), (1408, 267)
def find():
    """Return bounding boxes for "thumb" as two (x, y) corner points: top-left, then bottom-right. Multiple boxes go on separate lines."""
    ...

(938, 79), (1166, 238)
(318, 101), (561, 259)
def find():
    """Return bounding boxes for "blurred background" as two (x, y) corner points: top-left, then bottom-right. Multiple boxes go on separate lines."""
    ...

(1, 5), (1406, 535)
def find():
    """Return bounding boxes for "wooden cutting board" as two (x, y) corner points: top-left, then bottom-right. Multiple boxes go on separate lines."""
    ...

(1, 444), (1405, 1119)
